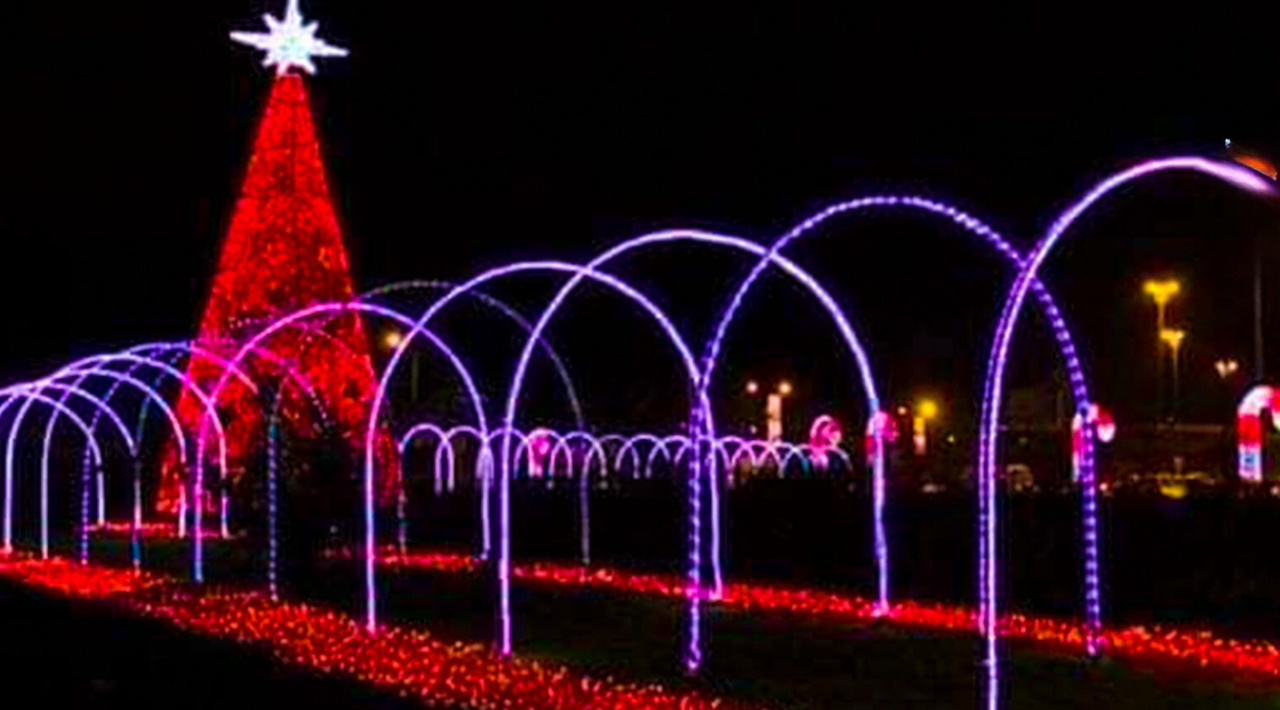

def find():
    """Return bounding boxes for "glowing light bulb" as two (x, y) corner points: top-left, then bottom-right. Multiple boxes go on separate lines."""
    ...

(918, 399), (939, 420)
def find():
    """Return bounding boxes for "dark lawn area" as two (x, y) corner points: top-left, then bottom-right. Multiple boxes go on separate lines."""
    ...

(0, 575), (419, 709)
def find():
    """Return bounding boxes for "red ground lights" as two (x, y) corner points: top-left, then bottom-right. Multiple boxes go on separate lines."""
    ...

(7, 552), (1280, 703)
(0, 554), (162, 598)
(88, 521), (221, 540)
(161, 73), (398, 513)
(0, 555), (745, 710)
(382, 549), (1280, 684)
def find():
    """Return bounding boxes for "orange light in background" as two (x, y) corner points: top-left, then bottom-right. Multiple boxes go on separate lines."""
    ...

(766, 394), (783, 441)
(1229, 146), (1279, 180)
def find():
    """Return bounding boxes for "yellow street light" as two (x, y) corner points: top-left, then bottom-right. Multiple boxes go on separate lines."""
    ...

(1144, 279), (1181, 304)
(913, 398), (939, 456)
(383, 330), (404, 350)
(777, 381), (793, 397)
(745, 380), (759, 395)
(1215, 358), (1239, 379)
(917, 399), (939, 421)
(1159, 327), (1185, 352)
(1143, 279), (1181, 331)
(1161, 328), (1187, 421)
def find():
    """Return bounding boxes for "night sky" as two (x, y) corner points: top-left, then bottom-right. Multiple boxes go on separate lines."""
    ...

(3, 2), (1280, 434)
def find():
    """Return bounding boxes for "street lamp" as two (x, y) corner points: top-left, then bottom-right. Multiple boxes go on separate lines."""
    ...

(914, 398), (939, 456)
(1144, 279), (1181, 421)
(1215, 358), (1240, 380)
(766, 381), (792, 441)
(1160, 328), (1186, 422)
(383, 329), (420, 404)
(1143, 279), (1181, 331)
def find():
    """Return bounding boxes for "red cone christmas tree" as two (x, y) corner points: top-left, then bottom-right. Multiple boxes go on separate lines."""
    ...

(161, 6), (396, 516)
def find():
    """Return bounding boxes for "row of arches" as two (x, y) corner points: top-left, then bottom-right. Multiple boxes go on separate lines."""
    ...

(4, 154), (1276, 710)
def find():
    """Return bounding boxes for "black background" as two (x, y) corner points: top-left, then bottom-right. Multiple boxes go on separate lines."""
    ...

(3, 1), (1280, 433)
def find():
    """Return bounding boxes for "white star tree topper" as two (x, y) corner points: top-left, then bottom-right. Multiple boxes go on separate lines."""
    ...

(231, 0), (348, 76)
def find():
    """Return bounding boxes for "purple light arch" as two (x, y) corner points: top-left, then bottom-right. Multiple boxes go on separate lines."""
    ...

(550, 431), (608, 565)
(9, 379), (138, 562)
(0, 385), (110, 558)
(366, 260), (710, 655)
(39, 362), (189, 560)
(978, 157), (1274, 710)
(45, 358), (195, 521)
(194, 301), (487, 587)
(61, 351), (235, 538)
(496, 230), (887, 669)
(704, 194), (1105, 629)
(363, 281), (586, 431)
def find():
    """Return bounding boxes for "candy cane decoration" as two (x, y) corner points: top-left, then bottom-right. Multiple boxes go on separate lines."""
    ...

(1238, 385), (1280, 482)
(808, 415), (843, 470)
(1071, 404), (1115, 483)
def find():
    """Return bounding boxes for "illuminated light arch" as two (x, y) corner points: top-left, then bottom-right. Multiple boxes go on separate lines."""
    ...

(716, 436), (755, 480)
(39, 363), (189, 560)
(123, 339), (334, 541)
(214, 323), (393, 556)
(396, 423), (456, 556)
(7, 379), (138, 464)
(58, 351), (234, 539)
(498, 266), (708, 658)
(501, 230), (882, 653)
(662, 434), (692, 468)
(705, 195), (1110, 633)
(1238, 385), (1280, 482)
(398, 422), (457, 495)
(370, 261), (709, 652)
(44, 358), (198, 527)
(0, 386), (111, 557)
(710, 435), (741, 474)
(748, 439), (786, 471)
(362, 281), (586, 430)
(613, 434), (672, 478)
(2, 380), (138, 549)
(728, 442), (756, 472)
(244, 318), (400, 564)
(596, 434), (635, 476)
(549, 431), (609, 565)
(69, 347), (202, 566)
(128, 342), (260, 395)
(549, 432), (608, 481)
(978, 157), (1274, 709)
(194, 302), (487, 586)
(134, 340), (342, 438)
(776, 443), (809, 474)
(445, 424), (487, 445)
(646, 438), (681, 477)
